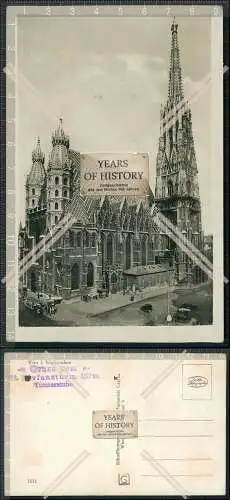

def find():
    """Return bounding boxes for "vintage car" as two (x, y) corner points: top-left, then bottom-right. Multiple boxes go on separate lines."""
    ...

(24, 291), (59, 316)
(170, 303), (201, 325)
(140, 303), (153, 313)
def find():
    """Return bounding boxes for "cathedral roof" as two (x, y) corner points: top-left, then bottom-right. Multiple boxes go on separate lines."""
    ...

(124, 264), (167, 276)
(26, 137), (46, 186)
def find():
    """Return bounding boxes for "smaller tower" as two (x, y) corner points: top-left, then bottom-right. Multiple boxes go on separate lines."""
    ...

(46, 118), (72, 229)
(25, 137), (46, 214)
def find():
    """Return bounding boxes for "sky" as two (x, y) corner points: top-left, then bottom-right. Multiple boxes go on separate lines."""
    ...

(17, 15), (213, 233)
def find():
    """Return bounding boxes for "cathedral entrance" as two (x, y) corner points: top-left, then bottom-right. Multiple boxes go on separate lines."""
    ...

(111, 272), (118, 294)
(87, 262), (94, 287)
(30, 271), (37, 292)
(71, 263), (80, 290)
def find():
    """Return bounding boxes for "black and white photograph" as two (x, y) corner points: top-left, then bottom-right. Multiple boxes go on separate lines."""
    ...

(5, 5), (223, 341)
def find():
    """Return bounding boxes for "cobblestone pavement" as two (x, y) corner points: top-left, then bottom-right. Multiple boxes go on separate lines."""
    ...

(19, 282), (212, 327)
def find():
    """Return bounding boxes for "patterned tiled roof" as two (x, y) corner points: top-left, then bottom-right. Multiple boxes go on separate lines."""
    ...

(26, 137), (46, 186)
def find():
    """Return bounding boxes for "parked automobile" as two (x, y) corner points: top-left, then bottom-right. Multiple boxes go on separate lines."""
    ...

(170, 303), (201, 325)
(140, 303), (153, 313)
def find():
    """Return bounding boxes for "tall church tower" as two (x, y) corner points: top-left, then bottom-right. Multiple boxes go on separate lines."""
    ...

(25, 137), (46, 238)
(26, 137), (46, 211)
(155, 19), (203, 283)
(46, 118), (72, 229)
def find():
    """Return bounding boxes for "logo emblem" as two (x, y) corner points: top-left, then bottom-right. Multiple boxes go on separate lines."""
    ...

(118, 473), (130, 486)
(187, 375), (208, 388)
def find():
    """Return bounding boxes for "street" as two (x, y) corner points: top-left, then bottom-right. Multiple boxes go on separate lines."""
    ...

(19, 282), (212, 327)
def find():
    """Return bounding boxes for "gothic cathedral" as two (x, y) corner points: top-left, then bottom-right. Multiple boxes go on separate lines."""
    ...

(19, 20), (205, 298)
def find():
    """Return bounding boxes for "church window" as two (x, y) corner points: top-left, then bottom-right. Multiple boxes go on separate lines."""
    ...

(55, 202), (59, 210)
(186, 180), (191, 195)
(162, 186), (165, 197)
(55, 190), (59, 197)
(49, 203), (51, 209)
(32, 199), (35, 207)
(85, 231), (90, 247)
(169, 127), (173, 154)
(76, 232), (81, 247)
(48, 190), (50, 197)
(141, 235), (147, 266)
(69, 230), (74, 247)
(168, 180), (173, 197)
(63, 189), (67, 198)
(125, 234), (131, 270)
(91, 233), (96, 247)
(107, 234), (113, 265)
(55, 216), (58, 224)
(71, 263), (80, 290)
(63, 177), (68, 185)
(32, 188), (35, 195)
(55, 176), (59, 185)
(87, 262), (94, 287)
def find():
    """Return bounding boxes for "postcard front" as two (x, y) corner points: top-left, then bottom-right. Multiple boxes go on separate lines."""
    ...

(5, 352), (226, 496)
(5, 5), (224, 342)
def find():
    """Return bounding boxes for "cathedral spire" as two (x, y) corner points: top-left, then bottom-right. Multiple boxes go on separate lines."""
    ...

(52, 117), (69, 148)
(168, 18), (184, 105)
(32, 136), (45, 164)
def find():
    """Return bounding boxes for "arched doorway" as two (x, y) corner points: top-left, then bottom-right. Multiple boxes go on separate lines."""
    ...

(106, 234), (113, 265)
(30, 271), (37, 292)
(125, 234), (131, 270)
(87, 262), (94, 287)
(111, 272), (118, 294)
(71, 263), (80, 290)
